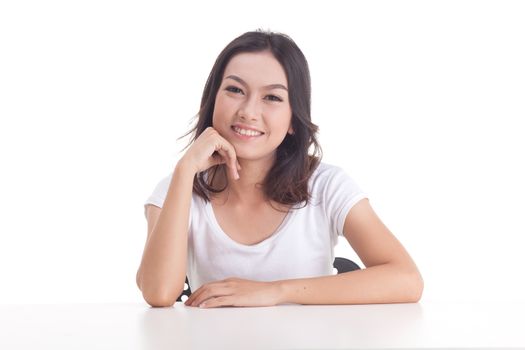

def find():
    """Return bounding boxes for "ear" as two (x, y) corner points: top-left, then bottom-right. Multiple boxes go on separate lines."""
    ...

(288, 125), (294, 135)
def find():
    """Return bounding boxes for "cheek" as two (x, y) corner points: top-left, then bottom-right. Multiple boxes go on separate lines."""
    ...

(270, 111), (292, 133)
(215, 94), (237, 112)
(212, 96), (229, 125)
(215, 98), (238, 123)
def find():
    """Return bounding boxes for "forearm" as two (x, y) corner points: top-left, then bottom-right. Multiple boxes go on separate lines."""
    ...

(138, 161), (195, 305)
(277, 263), (424, 305)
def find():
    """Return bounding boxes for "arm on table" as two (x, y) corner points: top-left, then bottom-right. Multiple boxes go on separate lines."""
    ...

(277, 198), (424, 305)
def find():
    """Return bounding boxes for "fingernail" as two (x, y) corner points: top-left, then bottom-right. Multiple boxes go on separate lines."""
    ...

(199, 302), (206, 308)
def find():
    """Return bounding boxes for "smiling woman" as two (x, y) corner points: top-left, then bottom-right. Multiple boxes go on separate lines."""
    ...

(136, 29), (423, 308)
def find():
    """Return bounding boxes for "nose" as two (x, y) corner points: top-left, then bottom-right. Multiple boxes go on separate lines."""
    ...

(238, 95), (261, 121)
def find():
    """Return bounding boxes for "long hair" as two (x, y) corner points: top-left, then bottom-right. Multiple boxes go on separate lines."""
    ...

(177, 29), (322, 211)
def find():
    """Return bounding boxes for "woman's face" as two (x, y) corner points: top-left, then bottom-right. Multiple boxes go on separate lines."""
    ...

(212, 51), (293, 161)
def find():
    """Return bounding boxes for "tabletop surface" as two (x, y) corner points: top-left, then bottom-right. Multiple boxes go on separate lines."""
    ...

(1, 301), (524, 349)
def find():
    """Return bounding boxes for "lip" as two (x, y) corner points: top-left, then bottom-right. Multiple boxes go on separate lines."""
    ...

(231, 126), (265, 140)
(231, 123), (265, 134)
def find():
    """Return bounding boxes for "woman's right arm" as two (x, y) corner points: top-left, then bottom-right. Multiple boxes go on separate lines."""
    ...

(137, 160), (196, 307)
(136, 127), (241, 307)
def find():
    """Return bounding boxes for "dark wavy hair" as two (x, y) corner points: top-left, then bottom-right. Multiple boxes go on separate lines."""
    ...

(177, 29), (322, 211)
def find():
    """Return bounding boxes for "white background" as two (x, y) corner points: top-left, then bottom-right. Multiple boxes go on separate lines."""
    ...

(0, 0), (523, 304)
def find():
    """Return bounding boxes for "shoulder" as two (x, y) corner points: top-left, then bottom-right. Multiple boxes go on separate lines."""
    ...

(308, 161), (367, 204)
(145, 169), (201, 214)
(309, 161), (353, 187)
(143, 171), (171, 217)
(144, 171), (175, 208)
(153, 171), (174, 196)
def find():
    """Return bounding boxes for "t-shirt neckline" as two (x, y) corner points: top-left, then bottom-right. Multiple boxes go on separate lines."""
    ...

(204, 198), (298, 250)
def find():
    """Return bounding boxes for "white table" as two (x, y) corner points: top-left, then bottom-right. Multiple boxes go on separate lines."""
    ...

(1, 301), (523, 349)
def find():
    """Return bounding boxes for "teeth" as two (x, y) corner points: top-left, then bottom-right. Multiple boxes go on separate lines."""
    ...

(233, 126), (262, 137)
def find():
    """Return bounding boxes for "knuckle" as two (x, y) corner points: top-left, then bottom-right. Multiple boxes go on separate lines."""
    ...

(204, 127), (216, 135)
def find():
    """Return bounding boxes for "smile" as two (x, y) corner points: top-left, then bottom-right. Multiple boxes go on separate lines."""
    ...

(231, 126), (264, 137)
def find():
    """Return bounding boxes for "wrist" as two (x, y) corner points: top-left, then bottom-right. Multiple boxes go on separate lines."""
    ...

(273, 279), (289, 305)
(176, 157), (198, 176)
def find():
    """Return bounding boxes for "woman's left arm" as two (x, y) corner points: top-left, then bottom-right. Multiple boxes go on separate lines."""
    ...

(278, 198), (423, 305)
(185, 199), (423, 308)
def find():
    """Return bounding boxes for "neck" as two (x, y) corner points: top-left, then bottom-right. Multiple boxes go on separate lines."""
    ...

(216, 155), (275, 207)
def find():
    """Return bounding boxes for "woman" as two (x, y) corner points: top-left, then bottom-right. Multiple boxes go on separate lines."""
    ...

(137, 29), (424, 308)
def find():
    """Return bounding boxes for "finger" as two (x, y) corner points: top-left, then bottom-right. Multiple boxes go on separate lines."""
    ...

(186, 280), (231, 306)
(184, 285), (206, 305)
(216, 141), (239, 179)
(216, 147), (239, 180)
(189, 285), (232, 307)
(199, 296), (232, 308)
(184, 283), (213, 306)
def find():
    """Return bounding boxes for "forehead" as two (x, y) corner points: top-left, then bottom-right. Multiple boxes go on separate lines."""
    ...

(223, 51), (288, 86)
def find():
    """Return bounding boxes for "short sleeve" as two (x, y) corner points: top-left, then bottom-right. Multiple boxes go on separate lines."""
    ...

(143, 172), (173, 218)
(321, 165), (369, 239)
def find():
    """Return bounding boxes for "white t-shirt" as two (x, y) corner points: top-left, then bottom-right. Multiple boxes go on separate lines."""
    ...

(144, 161), (368, 291)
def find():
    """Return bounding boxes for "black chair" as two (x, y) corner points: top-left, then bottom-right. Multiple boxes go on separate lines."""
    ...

(177, 257), (360, 302)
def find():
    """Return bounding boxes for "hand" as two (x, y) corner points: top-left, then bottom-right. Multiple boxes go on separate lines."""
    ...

(179, 127), (241, 181)
(184, 277), (283, 308)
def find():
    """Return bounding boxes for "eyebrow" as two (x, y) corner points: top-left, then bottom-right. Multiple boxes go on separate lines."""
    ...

(224, 75), (288, 91)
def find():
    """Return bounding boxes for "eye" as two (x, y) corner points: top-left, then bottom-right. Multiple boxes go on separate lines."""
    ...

(225, 86), (243, 94)
(266, 95), (283, 102)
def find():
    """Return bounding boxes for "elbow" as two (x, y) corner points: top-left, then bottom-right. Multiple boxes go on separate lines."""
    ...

(137, 269), (184, 307)
(406, 270), (424, 303)
(140, 282), (183, 308)
(142, 290), (179, 308)
(145, 297), (176, 308)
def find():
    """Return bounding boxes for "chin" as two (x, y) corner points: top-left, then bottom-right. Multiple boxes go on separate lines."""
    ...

(236, 149), (277, 162)
(234, 151), (257, 160)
